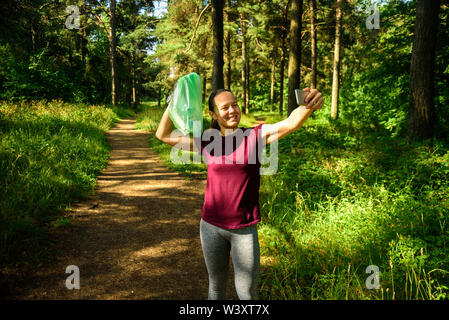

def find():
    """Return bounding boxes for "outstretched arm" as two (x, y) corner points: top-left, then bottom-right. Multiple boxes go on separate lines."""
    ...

(155, 107), (198, 152)
(261, 88), (323, 145)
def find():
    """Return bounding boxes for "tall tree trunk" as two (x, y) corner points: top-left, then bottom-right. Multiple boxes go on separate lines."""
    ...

(309, 0), (317, 89)
(81, 28), (87, 71)
(240, 12), (248, 113)
(270, 57), (275, 112)
(81, 28), (90, 102)
(211, 0), (224, 91)
(279, 38), (286, 116)
(110, 0), (118, 105)
(126, 55), (132, 107)
(246, 55), (250, 114)
(287, 0), (303, 116)
(132, 59), (137, 109)
(279, 4), (288, 117)
(224, 0), (232, 90)
(330, 0), (343, 119)
(30, 18), (36, 54)
(408, 0), (441, 141)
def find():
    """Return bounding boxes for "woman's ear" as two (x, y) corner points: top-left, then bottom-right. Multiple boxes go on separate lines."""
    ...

(209, 111), (217, 120)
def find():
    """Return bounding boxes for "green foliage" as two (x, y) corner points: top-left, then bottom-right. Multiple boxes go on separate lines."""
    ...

(336, 1), (415, 137)
(0, 0), (156, 105)
(0, 45), (83, 101)
(152, 0), (213, 94)
(257, 111), (449, 300)
(0, 0), (448, 300)
(137, 103), (449, 300)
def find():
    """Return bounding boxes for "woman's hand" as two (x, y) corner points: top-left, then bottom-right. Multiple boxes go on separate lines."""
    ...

(261, 88), (324, 145)
(303, 88), (323, 111)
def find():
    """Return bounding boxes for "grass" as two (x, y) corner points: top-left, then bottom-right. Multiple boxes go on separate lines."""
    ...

(257, 114), (449, 300)
(3, 98), (447, 300)
(136, 100), (449, 300)
(0, 99), (135, 268)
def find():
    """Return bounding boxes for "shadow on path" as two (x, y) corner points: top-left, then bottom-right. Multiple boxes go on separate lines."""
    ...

(7, 118), (211, 299)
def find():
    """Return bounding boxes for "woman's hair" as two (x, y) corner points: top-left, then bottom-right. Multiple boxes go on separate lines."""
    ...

(208, 89), (231, 130)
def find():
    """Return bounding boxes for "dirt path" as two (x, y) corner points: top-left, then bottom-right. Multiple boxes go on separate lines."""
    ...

(6, 118), (217, 299)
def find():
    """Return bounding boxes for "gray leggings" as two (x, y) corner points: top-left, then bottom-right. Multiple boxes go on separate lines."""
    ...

(200, 219), (260, 300)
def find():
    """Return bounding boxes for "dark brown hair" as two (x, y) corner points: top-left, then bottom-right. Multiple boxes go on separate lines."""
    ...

(208, 89), (231, 130)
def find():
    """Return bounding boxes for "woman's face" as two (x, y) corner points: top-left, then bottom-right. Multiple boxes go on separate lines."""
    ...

(210, 91), (241, 131)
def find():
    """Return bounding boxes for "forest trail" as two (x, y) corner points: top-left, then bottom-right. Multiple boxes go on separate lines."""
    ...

(7, 118), (213, 299)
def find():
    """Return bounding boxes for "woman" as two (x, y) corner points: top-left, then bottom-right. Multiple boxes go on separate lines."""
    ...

(155, 88), (323, 300)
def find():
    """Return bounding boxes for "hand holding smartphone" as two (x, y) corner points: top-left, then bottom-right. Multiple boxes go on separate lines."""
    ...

(295, 88), (324, 111)
(295, 89), (307, 107)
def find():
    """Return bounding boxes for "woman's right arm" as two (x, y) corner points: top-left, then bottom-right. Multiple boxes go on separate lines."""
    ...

(155, 107), (199, 152)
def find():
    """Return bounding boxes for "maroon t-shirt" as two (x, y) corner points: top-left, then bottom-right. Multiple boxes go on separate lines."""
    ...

(194, 124), (264, 229)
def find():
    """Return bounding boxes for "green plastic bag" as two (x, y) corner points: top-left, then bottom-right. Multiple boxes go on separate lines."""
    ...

(168, 72), (203, 136)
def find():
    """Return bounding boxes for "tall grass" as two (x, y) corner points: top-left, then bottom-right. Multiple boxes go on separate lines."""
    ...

(0, 99), (134, 267)
(257, 113), (449, 300)
(135, 102), (449, 300)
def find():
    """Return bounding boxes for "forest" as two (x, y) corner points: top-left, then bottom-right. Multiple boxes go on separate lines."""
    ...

(1, 0), (448, 300)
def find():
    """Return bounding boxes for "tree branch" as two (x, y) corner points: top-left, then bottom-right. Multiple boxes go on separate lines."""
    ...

(184, 4), (211, 53)
(93, 13), (111, 41)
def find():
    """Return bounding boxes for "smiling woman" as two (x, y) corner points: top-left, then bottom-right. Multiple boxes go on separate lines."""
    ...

(207, 89), (241, 134)
(155, 86), (323, 300)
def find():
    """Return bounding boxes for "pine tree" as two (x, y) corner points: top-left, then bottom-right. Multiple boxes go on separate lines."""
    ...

(287, 0), (303, 116)
(330, 0), (343, 120)
(408, 0), (441, 141)
(211, 0), (224, 91)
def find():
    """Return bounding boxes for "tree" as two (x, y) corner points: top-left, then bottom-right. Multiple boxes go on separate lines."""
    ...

(244, 0), (285, 113)
(240, 11), (248, 113)
(110, 0), (118, 105)
(279, 1), (289, 116)
(211, 0), (224, 91)
(119, 0), (156, 108)
(88, 0), (122, 105)
(152, 1), (213, 95)
(287, 0), (303, 116)
(224, 0), (232, 90)
(309, 0), (317, 89)
(408, 0), (441, 141)
(0, 0), (155, 103)
(270, 56), (276, 112)
(330, 0), (343, 120)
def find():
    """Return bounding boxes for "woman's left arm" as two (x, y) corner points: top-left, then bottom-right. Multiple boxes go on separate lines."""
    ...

(261, 88), (323, 145)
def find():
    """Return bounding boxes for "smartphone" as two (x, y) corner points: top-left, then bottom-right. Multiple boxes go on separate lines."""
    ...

(295, 89), (307, 106)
